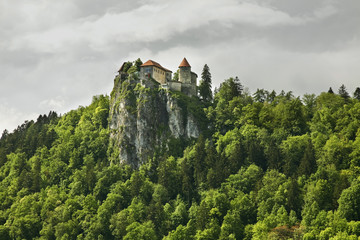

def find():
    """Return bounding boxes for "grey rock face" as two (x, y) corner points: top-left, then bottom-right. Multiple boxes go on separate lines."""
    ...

(109, 74), (200, 168)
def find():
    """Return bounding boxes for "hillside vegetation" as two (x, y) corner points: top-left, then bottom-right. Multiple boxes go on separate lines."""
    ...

(1, 72), (360, 239)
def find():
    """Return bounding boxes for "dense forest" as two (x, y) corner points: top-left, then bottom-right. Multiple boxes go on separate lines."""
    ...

(1, 63), (360, 239)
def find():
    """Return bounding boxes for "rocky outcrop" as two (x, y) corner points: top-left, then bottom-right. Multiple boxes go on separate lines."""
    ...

(109, 74), (201, 168)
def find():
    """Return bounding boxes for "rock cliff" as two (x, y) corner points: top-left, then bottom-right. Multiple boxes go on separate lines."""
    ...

(109, 73), (203, 167)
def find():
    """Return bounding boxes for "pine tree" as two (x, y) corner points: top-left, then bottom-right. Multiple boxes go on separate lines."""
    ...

(338, 84), (350, 99)
(233, 76), (243, 96)
(253, 89), (268, 103)
(267, 90), (277, 103)
(354, 87), (360, 100)
(198, 64), (213, 102)
(328, 87), (334, 94)
(134, 58), (143, 71)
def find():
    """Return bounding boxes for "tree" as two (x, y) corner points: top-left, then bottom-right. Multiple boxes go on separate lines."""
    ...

(172, 70), (179, 81)
(1, 129), (9, 140)
(134, 58), (143, 71)
(253, 89), (268, 103)
(219, 210), (244, 239)
(180, 156), (197, 203)
(198, 64), (213, 102)
(164, 223), (194, 240)
(281, 135), (310, 176)
(192, 135), (207, 187)
(256, 170), (287, 220)
(215, 77), (243, 103)
(274, 98), (307, 135)
(233, 77), (243, 96)
(285, 179), (302, 217)
(127, 65), (138, 74)
(328, 87), (334, 94)
(123, 221), (158, 240)
(321, 135), (352, 170)
(338, 84), (350, 100)
(353, 87), (360, 100)
(158, 156), (181, 199)
(316, 92), (345, 113)
(30, 155), (41, 192)
(122, 61), (133, 73)
(298, 139), (316, 176)
(241, 124), (266, 169)
(216, 128), (244, 176)
(302, 93), (316, 119)
(267, 90), (277, 103)
(338, 178), (360, 221)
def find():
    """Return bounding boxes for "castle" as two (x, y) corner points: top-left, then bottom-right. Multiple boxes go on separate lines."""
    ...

(140, 58), (197, 96)
(124, 58), (198, 97)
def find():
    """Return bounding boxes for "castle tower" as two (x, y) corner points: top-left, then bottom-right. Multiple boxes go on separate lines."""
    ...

(179, 57), (191, 84)
(178, 57), (197, 96)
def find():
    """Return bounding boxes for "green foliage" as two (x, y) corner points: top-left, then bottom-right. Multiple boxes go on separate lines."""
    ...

(134, 58), (143, 71)
(338, 178), (360, 221)
(123, 221), (157, 240)
(198, 64), (213, 102)
(172, 69), (179, 81)
(339, 84), (350, 100)
(2, 72), (360, 239)
(281, 134), (311, 176)
(0, 111), (58, 166)
(122, 61), (133, 73)
(215, 77), (243, 103)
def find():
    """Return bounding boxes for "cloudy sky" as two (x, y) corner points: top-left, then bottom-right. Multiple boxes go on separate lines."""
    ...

(1, 0), (359, 133)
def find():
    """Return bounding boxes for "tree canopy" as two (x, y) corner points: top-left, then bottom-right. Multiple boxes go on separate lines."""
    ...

(1, 79), (360, 239)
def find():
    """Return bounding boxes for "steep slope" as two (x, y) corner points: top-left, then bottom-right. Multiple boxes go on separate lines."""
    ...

(108, 73), (203, 167)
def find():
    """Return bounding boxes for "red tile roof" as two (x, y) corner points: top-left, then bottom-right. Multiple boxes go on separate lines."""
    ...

(140, 60), (172, 72)
(179, 57), (191, 67)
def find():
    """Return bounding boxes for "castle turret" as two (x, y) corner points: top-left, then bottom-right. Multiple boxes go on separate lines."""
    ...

(179, 57), (191, 84)
(178, 58), (197, 96)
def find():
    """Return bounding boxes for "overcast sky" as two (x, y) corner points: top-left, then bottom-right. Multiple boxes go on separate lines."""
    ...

(1, 0), (359, 133)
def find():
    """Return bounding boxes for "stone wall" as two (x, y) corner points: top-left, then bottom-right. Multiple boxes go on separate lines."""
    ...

(179, 67), (191, 84)
(152, 67), (166, 84)
(182, 83), (197, 97)
(191, 72), (197, 85)
(166, 72), (172, 82)
(168, 81), (182, 92)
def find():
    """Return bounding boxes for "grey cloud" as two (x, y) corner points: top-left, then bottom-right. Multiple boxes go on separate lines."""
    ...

(262, 0), (331, 16)
(265, 5), (360, 52)
(251, 0), (360, 52)
(73, 0), (143, 17)
(0, 49), (53, 68)
(132, 0), (360, 55)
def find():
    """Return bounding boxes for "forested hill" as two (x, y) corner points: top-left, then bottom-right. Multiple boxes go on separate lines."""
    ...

(1, 63), (360, 239)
